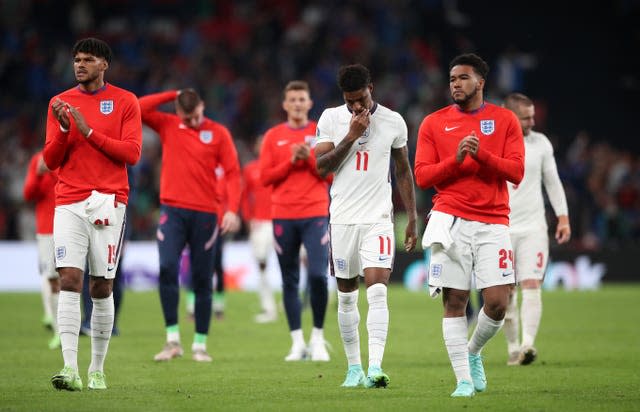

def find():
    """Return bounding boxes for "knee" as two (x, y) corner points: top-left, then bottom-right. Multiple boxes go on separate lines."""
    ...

(307, 272), (327, 289)
(90, 280), (112, 299)
(483, 300), (507, 320)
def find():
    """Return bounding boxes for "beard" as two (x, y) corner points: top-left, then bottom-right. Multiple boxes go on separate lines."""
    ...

(76, 71), (100, 85)
(452, 87), (478, 105)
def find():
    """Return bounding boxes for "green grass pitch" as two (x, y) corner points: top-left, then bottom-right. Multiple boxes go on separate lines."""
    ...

(1, 284), (639, 411)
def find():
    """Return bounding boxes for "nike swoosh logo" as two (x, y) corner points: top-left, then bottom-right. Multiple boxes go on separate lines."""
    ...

(358, 141), (367, 145)
(277, 140), (288, 146)
(502, 272), (512, 277)
(378, 256), (390, 261)
(445, 126), (460, 132)
(107, 267), (115, 272)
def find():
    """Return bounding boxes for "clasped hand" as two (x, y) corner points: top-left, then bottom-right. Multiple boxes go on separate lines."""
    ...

(456, 131), (479, 163)
(52, 98), (91, 137)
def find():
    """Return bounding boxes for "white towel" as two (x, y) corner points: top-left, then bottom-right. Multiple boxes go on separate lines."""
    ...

(85, 190), (117, 226)
(421, 211), (455, 250)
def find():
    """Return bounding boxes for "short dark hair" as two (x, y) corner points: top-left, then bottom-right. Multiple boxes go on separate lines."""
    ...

(283, 80), (310, 98)
(176, 88), (202, 113)
(503, 92), (533, 111)
(449, 53), (489, 80)
(337, 64), (371, 92)
(72, 38), (112, 64)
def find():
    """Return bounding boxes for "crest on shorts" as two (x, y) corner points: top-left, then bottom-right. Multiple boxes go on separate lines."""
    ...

(100, 100), (114, 115)
(429, 263), (442, 279)
(479, 119), (495, 135)
(200, 130), (213, 144)
(335, 258), (347, 272)
(56, 246), (66, 260)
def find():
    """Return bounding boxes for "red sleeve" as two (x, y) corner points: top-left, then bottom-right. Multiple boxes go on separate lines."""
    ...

(23, 155), (42, 202)
(414, 118), (461, 189)
(138, 91), (178, 136)
(259, 130), (293, 186)
(474, 113), (524, 184)
(87, 95), (142, 165)
(43, 100), (70, 170)
(218, 128), (242, 213)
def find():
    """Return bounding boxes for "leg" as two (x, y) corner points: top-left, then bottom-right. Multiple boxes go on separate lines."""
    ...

(212, 235), (225, 320)
(302, 218), (330, 361)
(84, 203), (126, 389)
(41, 274), (53, 329)
(274, 219), (305, 360)
(80, 267), (92, 335)
(188, 210), (218, 361)
(363, 268), (391, 388)
(111, 248), (125, 335)
(519, 278), (542, 364)
(442, 287), (473, 381)
(503, 284), (520, 364)
(51, 205), (89, 392)
(87, 276), (114, 383)
(155, 207), (187, 361)
(252, 221), (277, 322)
(48, 277), (61, 349)
(337, 277), (364, 387)
(51, 267), (84, 391)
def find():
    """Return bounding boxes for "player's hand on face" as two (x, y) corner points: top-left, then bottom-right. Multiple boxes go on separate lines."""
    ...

(65, 104), (91, 137)
(348, 108), (369, 140)
(404, 222), (418, 252)
(52, 98), (70, 130)
(221, 211), (241, 234)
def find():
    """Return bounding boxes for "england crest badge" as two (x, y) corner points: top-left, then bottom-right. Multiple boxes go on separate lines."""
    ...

(480, 119), (495, 135)
(100, 100), (114, 115)
(200, 130), (213, 144)
(304, 135), (316, 148)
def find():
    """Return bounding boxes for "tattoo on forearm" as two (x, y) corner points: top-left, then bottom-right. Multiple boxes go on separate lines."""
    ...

(317, 139), (356, 175)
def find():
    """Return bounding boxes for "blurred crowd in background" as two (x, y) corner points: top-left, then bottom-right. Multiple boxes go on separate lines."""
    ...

(1, 0), (639, 251)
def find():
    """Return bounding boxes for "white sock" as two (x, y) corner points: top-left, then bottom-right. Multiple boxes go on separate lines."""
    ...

(41, 276), (52, 319)
(88, 294), (114, 373)
(521, 288), (542, 348)
(50, 292), (60, 334)
(366, 283), (388, 369)
(258, 270), (276, 315)
(290, 329), (305, 347)
(337, 290), (361, 366)
(468, 308), (504, 354)
(58, 291), (81, 370)
(310, 327), (324, 343)
(503, 288), (520, 354)
(443, 316), (471, 383)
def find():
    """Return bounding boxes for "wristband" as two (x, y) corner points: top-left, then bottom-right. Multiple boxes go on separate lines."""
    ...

(59, 125), (69, 133)
(85, 129), (93, 138)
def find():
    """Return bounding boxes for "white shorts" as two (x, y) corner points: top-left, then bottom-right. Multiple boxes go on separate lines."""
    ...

(36, 234), (58, 279)
(510, 231), (548, 282)
(249, 219), (273, 261)
(330, 222), (395, 280)
(427, 216), (515, 290)
(53, 199), (126, 279)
